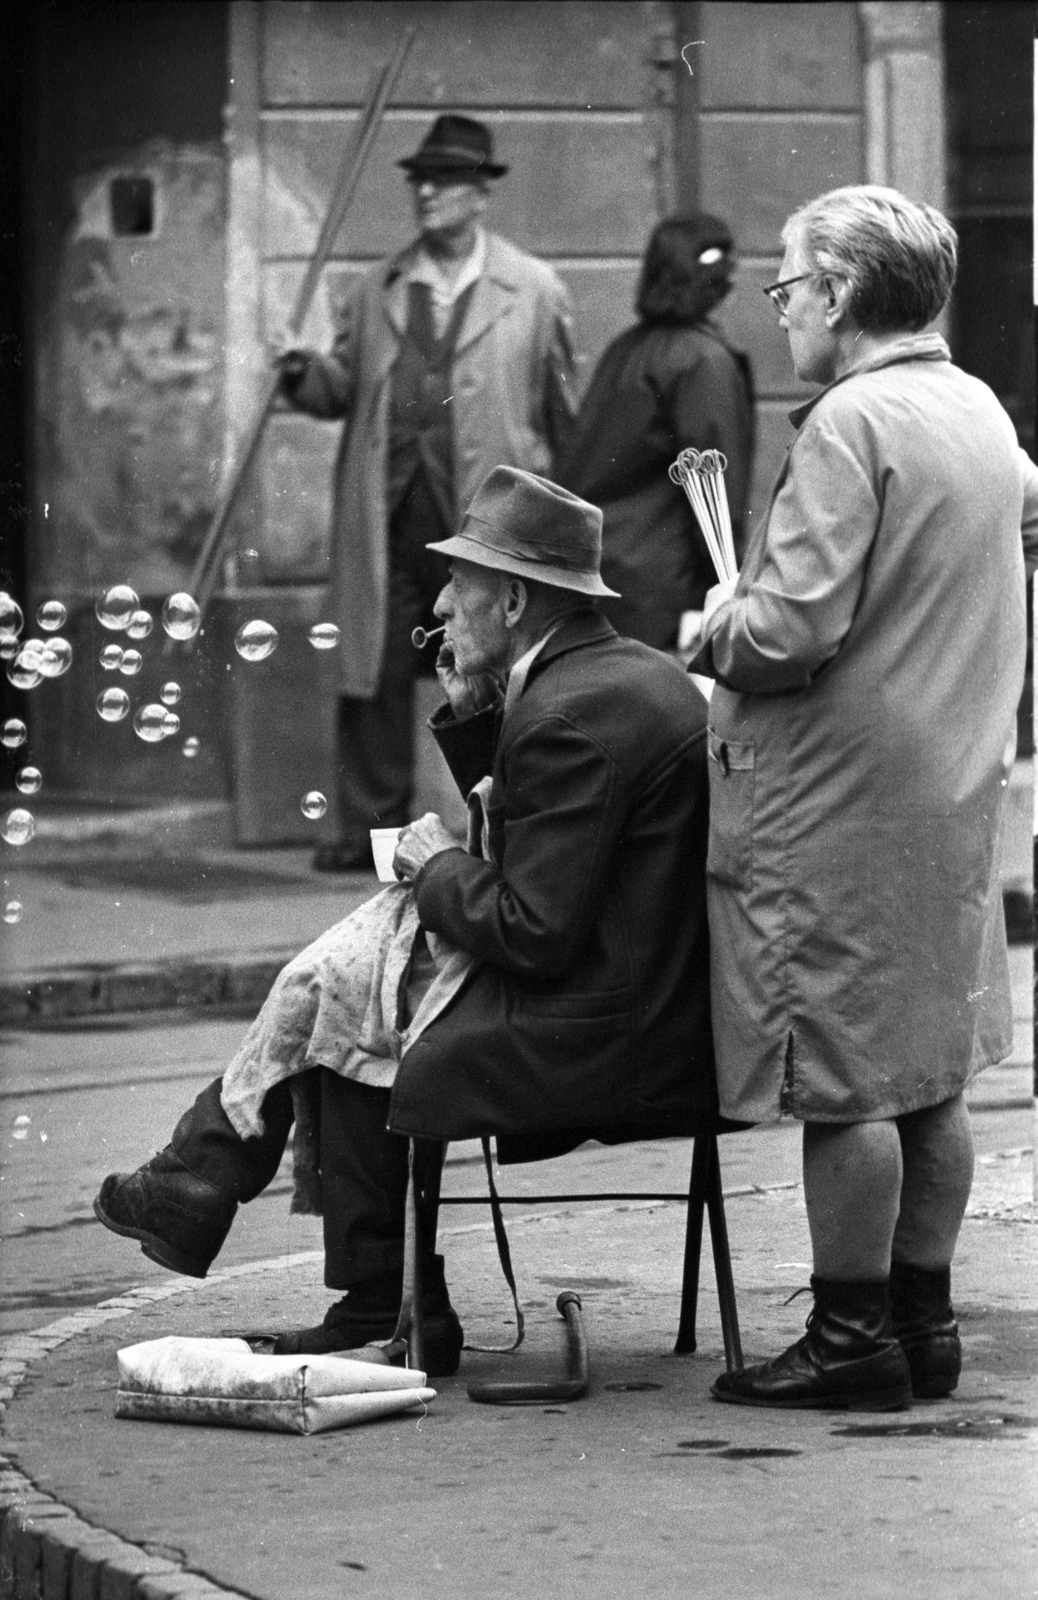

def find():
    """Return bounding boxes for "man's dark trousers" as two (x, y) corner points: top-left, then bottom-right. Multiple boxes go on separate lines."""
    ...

(170, 1074), (444, 1288)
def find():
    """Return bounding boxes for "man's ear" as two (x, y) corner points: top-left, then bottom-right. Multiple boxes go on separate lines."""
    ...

(823, 274), (853, 327)
(503, 577), (528, 629)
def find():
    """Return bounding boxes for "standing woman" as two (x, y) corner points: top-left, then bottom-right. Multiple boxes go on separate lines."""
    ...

(555, 214), (754, 652)
(698, 186), (1038, 1410)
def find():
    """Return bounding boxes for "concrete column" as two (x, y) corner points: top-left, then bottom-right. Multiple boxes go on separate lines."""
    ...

(224, 1), (263, 474)
(858, 2), (946, 208)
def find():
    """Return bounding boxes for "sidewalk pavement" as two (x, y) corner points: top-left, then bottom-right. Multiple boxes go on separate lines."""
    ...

(0, 1137), (1034, 1600)
(0, 792), (1035, 1598)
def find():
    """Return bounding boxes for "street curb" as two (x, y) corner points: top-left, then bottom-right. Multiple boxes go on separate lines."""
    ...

(0, 953), (290, 1027)
(0, 1258), (317, 1600)
(2, 887), (1032, 1028)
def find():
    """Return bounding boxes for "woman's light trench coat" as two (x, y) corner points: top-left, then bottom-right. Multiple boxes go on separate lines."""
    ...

(702, 333), (1038, 1124)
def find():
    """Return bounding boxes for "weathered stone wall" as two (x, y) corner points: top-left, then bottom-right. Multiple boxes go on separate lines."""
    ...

(40, 141), (226, 600)
(676, 1), (867, 541)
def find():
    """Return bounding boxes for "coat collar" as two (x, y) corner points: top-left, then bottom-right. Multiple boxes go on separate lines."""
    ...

(788, 330), (951, 428)
(382, 231), (519, 349)
(522, 608), (615, 677)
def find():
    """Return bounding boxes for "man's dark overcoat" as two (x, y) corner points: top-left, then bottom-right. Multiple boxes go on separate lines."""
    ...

(388, 611), (718, 1154)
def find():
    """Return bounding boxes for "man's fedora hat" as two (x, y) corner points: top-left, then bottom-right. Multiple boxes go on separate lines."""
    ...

(398, 114), (508, 179)
(427, 466), (619, 598)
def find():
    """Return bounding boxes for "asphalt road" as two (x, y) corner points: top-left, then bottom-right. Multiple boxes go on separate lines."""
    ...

(1, 1011), (1030, 1338)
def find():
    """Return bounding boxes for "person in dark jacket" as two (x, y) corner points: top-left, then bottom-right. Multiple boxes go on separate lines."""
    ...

(275, 115), (575, 873)
(556, 213), (754, 652)
(94, 467), (716, 1377)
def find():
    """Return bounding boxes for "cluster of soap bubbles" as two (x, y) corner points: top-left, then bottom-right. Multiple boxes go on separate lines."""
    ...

(12, 1114), (31, 1141)
(86, 587), (199, 754)
(2, 583), (348, 858)
(1, 591), (74, 689)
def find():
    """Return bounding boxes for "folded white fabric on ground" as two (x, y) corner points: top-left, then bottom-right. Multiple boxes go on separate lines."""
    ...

(115, 1336), (434, 1434)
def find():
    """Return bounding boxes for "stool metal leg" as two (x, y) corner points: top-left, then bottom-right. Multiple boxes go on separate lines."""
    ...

(674, 1132), (711, 1354)
(704, 1139), (743, 1371)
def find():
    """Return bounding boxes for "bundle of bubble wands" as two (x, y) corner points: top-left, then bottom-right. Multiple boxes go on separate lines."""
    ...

(668, 448), (738, 584)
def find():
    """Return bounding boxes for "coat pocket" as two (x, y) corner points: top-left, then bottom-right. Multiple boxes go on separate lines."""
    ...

(706, 731), (755, 891)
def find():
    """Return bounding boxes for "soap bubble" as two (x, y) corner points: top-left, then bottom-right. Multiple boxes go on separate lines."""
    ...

(12, 1114), (30, 1139)
(0, 596), (24, 643)
(161, 711), (180, 737)
(15, 767), (41, 795)
(7, 647), (43, 691)
(308, 622), (341, 651)
(96, 687), (130, 722)
(37, 636), (72, 677)
(300, 791), (327, 820)
(182, 736), (200, 759)
(96, 585), (139, 631)
(126, 609), (153, 640)
(37, 600), (67, 631)
(17, 638), (60, 680)
(160, 681), (181, 706)
(118, 648), (143, 677)
(3, 901), (23, 925)
(1, 719), (27, 749)
(234, 619), (279, 661)
(161, 592), (201, 641)
(133, 703), (168, 742)
(2, 809), (35, 847)
(100, 644), (123, 671)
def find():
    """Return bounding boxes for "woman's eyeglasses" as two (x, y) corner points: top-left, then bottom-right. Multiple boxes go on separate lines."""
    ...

(762, 272), (819, 313)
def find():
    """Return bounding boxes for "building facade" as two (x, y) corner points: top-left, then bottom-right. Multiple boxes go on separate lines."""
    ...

(6, 1), (1032, 835)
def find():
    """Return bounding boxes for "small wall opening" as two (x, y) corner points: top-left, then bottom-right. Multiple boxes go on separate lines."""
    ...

(110, 175), (155, 236)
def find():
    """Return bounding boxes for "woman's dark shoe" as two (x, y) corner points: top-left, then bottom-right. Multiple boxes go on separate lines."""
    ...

(271, 1255), (464, 1377)
(890, 1260), (961, 1398)
(712, 1275), (913, 1411)
(93, 1147), (237, 1279)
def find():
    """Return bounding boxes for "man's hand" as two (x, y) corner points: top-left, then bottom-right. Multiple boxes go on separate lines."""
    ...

(272, 347), (310, 395)
(435, 643), (502, 721)
(394, 812), (464, 882)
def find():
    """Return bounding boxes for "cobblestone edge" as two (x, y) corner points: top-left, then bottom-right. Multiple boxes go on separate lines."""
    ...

(0, 1254), (311, 1600)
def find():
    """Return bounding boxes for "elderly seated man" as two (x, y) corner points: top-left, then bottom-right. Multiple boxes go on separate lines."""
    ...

(94, 467), (716, 1377)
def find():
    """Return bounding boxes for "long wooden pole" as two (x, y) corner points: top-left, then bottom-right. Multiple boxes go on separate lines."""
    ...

(187, 26), (416, 619)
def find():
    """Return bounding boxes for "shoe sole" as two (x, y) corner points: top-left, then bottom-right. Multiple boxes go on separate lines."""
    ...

(92, 1197), (210, 1279)
(712, 1383), (912, 1411)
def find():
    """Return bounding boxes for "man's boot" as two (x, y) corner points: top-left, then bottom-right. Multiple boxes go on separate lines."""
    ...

(711, 1275), (913, 1410)
(271, 1253), (464, 1377)
(890, 1260), (961, 1398)
(93, 1147), (237, 1279)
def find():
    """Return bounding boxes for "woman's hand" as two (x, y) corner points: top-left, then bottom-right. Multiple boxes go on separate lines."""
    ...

(435, 643), (502, 721)
(394, 812), (463, 882)
(702, 575), (738, 628)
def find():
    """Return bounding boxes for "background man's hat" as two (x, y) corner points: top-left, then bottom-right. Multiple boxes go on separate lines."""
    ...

(427, 467), (619, 598)
(398, 114), (508, 179)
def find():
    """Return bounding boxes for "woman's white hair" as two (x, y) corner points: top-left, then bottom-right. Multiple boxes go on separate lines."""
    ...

(784, 185), (958, 333)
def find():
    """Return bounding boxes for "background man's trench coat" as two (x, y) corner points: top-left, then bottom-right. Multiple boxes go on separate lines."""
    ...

(285, 232), (575, 697)
(388, 611), (719, 1156)
(702, 333), (1038, 1125)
